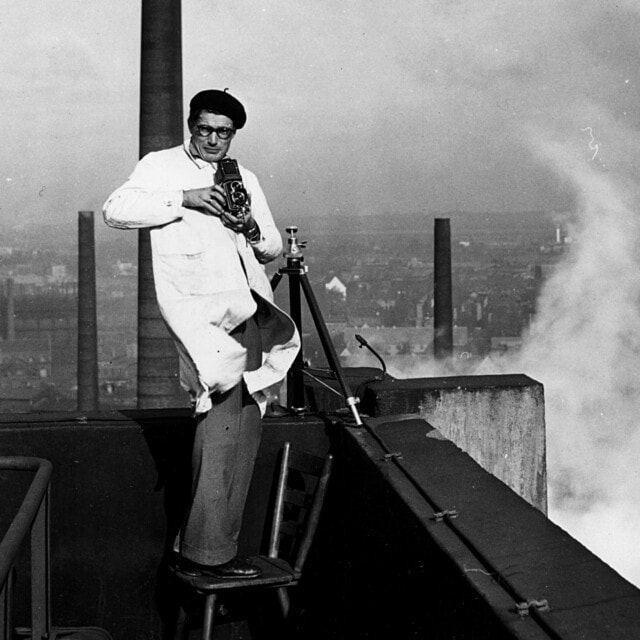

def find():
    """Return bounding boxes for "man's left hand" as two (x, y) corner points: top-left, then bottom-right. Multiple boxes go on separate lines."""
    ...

(221, 207), (254, 234)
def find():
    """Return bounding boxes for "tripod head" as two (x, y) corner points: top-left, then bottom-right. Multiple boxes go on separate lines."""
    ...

(284, 226), (307, 261)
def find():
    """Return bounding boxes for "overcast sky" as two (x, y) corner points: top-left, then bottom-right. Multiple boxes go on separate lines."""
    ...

(2, 0), (639, 233)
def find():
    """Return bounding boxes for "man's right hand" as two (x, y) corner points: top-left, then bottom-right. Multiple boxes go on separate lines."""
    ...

(182, 185), (227, 216)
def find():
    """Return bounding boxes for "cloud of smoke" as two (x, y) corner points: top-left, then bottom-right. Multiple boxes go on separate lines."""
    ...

(509, 114), (640, 585)
(340, 0), (640, 577)
(345, 114), (640, 584)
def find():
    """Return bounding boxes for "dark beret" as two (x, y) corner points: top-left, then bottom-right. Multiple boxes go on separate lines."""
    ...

(189, 89), (247, 129)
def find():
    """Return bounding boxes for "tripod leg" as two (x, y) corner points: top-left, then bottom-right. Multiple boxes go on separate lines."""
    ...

(271, 271), (283, 292)
(298, 272), (362, 425)
(287, 272), (306, 409)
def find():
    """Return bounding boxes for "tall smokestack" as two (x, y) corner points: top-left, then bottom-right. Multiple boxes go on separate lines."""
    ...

(138, 0), (184, 408)
(77, 211), (99, 411)
(6, 278), (15, 342)
(434, 218), (453, 360)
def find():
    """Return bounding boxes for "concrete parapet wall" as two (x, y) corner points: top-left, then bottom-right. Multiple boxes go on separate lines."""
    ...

(361, 374), (547, 512)
(334, 416), (640, 639)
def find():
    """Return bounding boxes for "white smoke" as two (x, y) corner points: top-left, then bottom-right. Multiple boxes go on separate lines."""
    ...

(512, 114), (640, 586)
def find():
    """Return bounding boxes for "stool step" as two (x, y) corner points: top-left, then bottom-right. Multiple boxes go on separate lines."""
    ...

(171, 555), (298, 591)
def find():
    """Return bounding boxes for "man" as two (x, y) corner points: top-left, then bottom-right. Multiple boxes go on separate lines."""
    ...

(104, 89), (300, 578)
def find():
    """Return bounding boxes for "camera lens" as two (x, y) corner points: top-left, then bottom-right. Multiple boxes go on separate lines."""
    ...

(229, 182), (247, 205)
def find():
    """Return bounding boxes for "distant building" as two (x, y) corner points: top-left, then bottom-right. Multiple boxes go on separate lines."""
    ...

(325, 276), (347, 299)
(490, 336), (523, 352)
(115, 260), (136, 276)
(50, 264), (68, 283)
(0, 337), (75, 412)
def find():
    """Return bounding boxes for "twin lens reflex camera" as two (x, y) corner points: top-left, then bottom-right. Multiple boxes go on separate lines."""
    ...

(215, 158), (250, 218)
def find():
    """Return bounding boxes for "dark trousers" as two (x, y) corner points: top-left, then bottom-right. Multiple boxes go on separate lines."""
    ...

(179, 316), (262, 565)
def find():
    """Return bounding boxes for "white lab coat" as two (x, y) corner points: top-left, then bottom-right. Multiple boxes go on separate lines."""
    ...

(103, 141), (300, 414)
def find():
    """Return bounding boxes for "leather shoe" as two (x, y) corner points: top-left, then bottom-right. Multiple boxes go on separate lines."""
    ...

(209, 556), (262, 579)
(174, 555), (261, 579)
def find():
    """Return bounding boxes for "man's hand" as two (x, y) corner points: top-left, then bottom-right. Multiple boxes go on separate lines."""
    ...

(183, 185), (256, 235)
(220, 207), (256, 234)
(182, 185), (227, 216)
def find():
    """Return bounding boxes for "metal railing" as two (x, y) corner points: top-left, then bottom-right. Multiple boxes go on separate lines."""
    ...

(0, 457), (52, 640)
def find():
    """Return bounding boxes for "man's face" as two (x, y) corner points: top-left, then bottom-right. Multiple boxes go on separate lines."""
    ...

(189, 111), (236, 163)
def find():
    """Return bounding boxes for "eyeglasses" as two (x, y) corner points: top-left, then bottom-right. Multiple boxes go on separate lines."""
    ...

(193, 124), (236, 140)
